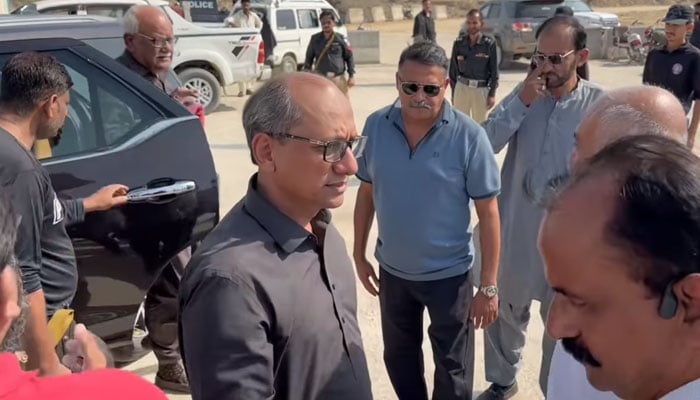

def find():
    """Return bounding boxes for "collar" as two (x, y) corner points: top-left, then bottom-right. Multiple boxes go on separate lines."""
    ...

(660, 377), (700, 399)
(664, 42), (691, 53)
(243, 174), (331, 254)
(118, 51), (166, 83)
(0, 352), (35, 397)
(465, 32), (484, 44)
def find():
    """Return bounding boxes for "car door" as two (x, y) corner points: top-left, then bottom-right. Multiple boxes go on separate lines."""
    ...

(296, 8), (320, 60)
(274, 8), (301, 65)
(0, 38), (219, 343)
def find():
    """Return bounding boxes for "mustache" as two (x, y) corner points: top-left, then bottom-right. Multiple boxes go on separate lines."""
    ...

(410, 101), (431, 109)
(562, 337), (602, 368)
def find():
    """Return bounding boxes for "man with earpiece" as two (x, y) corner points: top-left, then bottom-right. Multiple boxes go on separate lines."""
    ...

(540, 131), (700, 400)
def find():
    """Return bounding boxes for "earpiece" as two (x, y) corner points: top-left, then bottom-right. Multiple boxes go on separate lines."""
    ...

(659, 282), (679, 320)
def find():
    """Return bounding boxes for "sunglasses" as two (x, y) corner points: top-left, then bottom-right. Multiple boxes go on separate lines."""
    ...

(271, 133), (367, 163)
(399, 81), (442, 97)
(532, 49), (575, 65)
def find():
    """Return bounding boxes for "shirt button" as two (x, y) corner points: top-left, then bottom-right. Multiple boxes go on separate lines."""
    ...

(332, 284), (336, 290)
(341, 317), (346, 324)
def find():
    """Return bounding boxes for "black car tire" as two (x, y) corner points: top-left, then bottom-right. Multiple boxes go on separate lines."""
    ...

(177, 67), (221, 114)
(274, 54), (297, 75)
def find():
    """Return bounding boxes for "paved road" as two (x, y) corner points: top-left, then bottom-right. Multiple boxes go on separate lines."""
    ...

(123, 32), (648, 399)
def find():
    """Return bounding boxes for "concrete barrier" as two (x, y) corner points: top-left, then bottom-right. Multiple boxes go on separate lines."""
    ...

(411, 5), (422, 19)
(347, 7), (364, 24)
(390, 5), (404, 21)
(348, 30), (381, 64)
(371, 6), (386, 23)
(585, 27), (607, 59)
(434, 5), (448, 19)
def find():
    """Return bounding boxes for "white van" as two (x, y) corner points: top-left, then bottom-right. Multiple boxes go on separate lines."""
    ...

(198, 0), (348, 74)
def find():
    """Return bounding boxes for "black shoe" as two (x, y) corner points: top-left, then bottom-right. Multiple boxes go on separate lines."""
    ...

(476, 382), (518, 400)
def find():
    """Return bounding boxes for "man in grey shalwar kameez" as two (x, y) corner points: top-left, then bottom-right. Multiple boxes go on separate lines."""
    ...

(476, 16), (605, 400)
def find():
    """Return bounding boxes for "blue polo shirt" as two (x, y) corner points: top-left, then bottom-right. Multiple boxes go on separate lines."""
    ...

(357, 100), (500, 282)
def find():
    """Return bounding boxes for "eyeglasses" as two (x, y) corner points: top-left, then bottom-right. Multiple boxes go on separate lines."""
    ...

(136, 33), (178, 48)
(271, 133), (367, 163)
(532, 49), (576, 65)
(399, 81), (442, 97)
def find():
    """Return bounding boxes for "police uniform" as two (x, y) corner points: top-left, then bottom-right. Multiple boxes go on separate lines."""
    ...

(304, 31), (355, 95)
(449, 33), (499, 124)
(642, 5), (700, 115)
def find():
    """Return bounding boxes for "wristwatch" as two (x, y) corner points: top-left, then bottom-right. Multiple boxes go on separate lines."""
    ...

(480, 285), (498, 298)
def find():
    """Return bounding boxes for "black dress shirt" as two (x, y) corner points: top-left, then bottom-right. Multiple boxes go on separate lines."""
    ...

(179, 174), (373, 400)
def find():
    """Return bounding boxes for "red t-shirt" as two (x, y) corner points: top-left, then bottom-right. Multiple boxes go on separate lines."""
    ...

(0, 353), (168, 400)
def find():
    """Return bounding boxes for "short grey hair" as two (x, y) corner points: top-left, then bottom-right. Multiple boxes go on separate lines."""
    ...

(123, 5), (166, 35)
(598, 104), (686, 144)
(241, 76), (304, 165)
(398, 41), (449, 71)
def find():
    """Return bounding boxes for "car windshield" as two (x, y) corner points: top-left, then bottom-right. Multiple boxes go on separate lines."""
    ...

(515, 0), (565, 18)
(564, 0), (593, 12)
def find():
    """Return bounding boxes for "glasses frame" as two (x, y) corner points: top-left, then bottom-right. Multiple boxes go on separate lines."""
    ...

(270, 133), (367, 163)
(135, 32), (178, 48)
(532, 49), (576, 66)
(397, 78), (444, 97)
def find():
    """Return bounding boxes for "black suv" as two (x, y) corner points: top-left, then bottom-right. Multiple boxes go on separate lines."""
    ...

(0, 16), (219, 363)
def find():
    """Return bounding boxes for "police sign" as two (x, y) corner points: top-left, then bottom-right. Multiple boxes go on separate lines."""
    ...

(183, 0), (222, 22)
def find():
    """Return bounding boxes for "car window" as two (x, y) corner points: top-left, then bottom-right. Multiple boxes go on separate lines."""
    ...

(297, 9), (318, 29)
(480, 4), (491, 18)
(564, 0), (593, 12)
(86, 5), (130, 17)
(276, 9), (296, 29)
(488, 3), (501, 18)
(0, 49), (162, 160)
(321, 7), (343, 26)
(514, 1), (561, 18)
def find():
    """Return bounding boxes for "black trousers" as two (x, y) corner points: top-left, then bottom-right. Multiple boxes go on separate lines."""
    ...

(144, 247), (191, 365)
(380, 268), (475, 400)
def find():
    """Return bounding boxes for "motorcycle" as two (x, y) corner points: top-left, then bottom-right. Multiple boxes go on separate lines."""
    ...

(644, 19), (667, 52)
(608, 20), (647, 64)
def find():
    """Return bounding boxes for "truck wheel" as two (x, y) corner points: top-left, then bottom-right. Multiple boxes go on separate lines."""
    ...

(177, 67), (221, 114)
(275, 54), (297, 75)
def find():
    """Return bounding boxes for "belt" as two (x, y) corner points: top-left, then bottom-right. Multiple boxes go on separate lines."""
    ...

(458, 76), (488, 88)
(325, 72), (344, 78)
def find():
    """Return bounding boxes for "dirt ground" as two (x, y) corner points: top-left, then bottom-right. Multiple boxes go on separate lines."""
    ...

(348, 5), (672, 33)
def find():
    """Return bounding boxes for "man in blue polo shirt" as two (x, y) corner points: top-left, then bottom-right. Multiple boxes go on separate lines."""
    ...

(353, 41), (501, 400)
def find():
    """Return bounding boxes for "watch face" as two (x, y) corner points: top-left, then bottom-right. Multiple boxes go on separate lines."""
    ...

(483, 286), (497, 297)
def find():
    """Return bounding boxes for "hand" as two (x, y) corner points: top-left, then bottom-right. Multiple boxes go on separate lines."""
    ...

(39, 361), (72, 377)
(469, 292), (499, 329)
(61, 324), (107, 372)
(84, 184), (128, 212)
(172, 87), (199, 106)
(486, 96), (496, 109)
(347, 77), (356, 88)
(518, 63), (546, 107)
(354, 257), (379, 296)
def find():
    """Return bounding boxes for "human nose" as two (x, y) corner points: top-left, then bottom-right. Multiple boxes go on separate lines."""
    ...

(333, 146), (358, 176)
(546, 295), (580, 340)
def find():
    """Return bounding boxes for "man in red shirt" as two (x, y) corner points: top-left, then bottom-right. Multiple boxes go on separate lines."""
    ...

(0, 194), (167, 400)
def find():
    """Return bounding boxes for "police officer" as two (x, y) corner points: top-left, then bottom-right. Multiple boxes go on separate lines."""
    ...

(643, 4), (700, 148)
(303, 10), (355, 95)
(449, 9), (498, 124)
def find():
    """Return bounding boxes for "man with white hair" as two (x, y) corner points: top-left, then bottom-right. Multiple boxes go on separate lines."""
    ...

(546, 85), (688, 400)
(116, 5), (196, 393)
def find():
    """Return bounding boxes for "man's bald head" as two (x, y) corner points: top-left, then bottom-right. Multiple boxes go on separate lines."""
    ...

(571, 86), (687, 170)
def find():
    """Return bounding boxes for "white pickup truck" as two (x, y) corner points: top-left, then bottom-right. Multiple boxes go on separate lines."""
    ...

(12, 0), (272, 112)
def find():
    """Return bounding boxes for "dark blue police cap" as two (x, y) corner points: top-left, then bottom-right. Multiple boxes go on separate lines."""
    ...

(663, 4), (693, 25)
